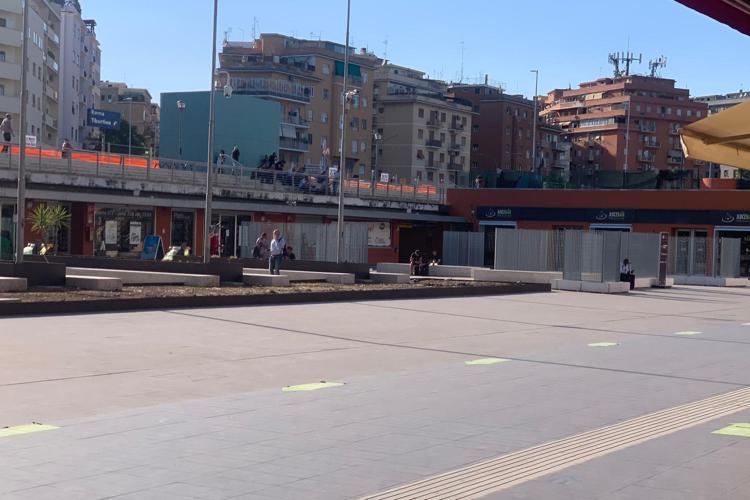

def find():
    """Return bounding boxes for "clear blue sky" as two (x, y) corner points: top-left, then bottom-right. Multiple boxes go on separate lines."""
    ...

(82, 0), (750, 102)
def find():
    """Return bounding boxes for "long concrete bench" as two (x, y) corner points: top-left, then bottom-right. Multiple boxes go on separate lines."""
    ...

(66, 268), (220, 287)
(552, 279), (630, 294)
(471, 269), (562, 284)
(0, 277), (27, 292)
(66, 275), (123, 291)
(376, 263), (411, 274)
(242, 273), (290, 287)
(673, 275), (749, 287)
(634, 277), (675, 288)
(369, 271), (410, 284)
(376, 263), (484, 278)
(244, 268), (355, 284)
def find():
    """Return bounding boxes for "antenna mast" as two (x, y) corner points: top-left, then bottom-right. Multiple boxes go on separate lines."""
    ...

(648, 55), (667, 77)
(459, 41), (465, 83)
(608, 51), (642, 77)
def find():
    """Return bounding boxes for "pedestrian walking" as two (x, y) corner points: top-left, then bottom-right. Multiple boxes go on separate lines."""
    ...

(0, 114), (13, 153)
(269, 229), (285, 275)
(252, 232), (269, 259)
(231, 145), (240, 166)
(61, 138), (73, 159)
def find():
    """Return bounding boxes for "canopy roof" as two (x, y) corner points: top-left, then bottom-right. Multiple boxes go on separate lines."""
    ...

(680, 100), (750, 169)
(676, 0), (750, 36)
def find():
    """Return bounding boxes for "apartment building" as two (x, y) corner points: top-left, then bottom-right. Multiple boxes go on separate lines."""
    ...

(373, 63), (472, 185)
(98, 81), (159, 154)
(449, 84), (557, 177)
(59, 1), (100, 148)
(541, 75), (708, 183)
(219, 33), (379, 174)
(694, 90), (750, 178)
(0, 0), (61, 147)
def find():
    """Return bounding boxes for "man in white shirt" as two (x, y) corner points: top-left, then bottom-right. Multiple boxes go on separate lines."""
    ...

(269, 229), (285, 275)
(0, 114), (13, 153)
(620, 258), (635, 290)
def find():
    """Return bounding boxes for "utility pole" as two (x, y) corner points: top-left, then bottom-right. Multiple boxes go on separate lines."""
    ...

(14, 0), (30, 264)
(335, 0), (351, 264)
(203, 0), (219, 263)
(530, 70), (539, 173)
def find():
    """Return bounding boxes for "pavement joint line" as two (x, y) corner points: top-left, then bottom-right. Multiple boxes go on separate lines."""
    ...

(0, 368), (147, 388)
(167, 311), (748, 388)
(358, 386), (750, 500)
(353, 302), (750, 346)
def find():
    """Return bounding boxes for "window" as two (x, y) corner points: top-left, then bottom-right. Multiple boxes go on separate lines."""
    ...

(646, 106), (651, 113)
(472, 144), (479, 152)
(439, 152), (445, 162)
(363, 73), (368, 83)
(440, 112), (446, 122)
(0, 18), (6, 27)
(505, 127), (510, 136)
(351, 117), (359, 130)
(523, 111), (528, 119)
(320, 135), (328, 147)
(696, 111), (702, 118)
(360, 141), (366, 152)
(361, 97), (367, 108)
(0, 84), (4, 96)
(417, 129), (424, 139)
(0, 51), (5, 62)
(461, 136), (466, 145)
(352, 140), (358, 153)
(687, 109), (693, 117)
(323, 89), (329, 99)
(322, 63), (330, 75)
(307, 110), (313, 122)
(320, 112), (328, 124)
(472, 124), (479, 132)
(676, 108), (683, 117)
(418, 108), (424, 118)
(417, 149), (424, 160)
(427, 171), (434, 182)
(361, 118), (367, 130)
(635, 104), (641, 112)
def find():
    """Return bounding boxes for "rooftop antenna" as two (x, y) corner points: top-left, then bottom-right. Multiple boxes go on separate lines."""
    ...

(648, 55), (667, 77)
(608, 51), (642, 77)
(251, 17), (258, 40)
(383, 37), (388, 60)
(459, 41), (465, 83)
(224, 28), (230, 43)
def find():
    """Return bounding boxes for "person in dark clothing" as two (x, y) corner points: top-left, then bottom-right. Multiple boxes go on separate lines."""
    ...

(429, 250), (441, 266)
(419, 251), (430, 276)
(231, 146), (240, 166)
(409, 249), (422, 276)
(620, 258), (635, 290)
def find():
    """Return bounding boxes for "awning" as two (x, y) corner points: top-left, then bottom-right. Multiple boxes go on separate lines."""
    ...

(675, 0), (750, 36)
(680, 100), (750, 169)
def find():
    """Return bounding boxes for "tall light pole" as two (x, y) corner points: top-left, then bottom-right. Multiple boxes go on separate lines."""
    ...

(176, 99), (186, 159)
(203, 0), (219, 263)
(335, 0), (352, 264)
(14, 0), (30, 264)
(530, 69), (539, 172)
(123, 96), (134, 156)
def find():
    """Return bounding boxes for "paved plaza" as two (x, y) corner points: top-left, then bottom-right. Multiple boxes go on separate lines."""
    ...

(2, 286), (750, 499)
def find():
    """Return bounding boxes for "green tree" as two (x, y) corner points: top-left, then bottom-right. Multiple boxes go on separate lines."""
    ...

(28, 204), (70, 258)
(104, 119), (148, 155)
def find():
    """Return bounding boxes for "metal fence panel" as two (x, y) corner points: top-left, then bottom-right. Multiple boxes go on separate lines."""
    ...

(495, 229), (562, 272)
(443, 231), (484, 267)
(719, 237), (741, 278)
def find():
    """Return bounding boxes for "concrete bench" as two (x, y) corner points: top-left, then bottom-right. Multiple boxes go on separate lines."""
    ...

(472, 269), (562, 284)
(244, 268), (355, 284)
(242, 273), (290, 287)
(66, 275), (123, 291)
(633, 277), (675, 289)
(0, 277), (27, 292)
(66, 268), (220, 287)
(552, 279), (630, 294)
(369, 271), (410, 284)
(428, 265), (483, 278)
(376, 263), (411, 274)
(673, 275), (749, 287)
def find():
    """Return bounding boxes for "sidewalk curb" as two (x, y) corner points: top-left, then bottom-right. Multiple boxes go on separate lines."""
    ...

(0, 283), (550, 318)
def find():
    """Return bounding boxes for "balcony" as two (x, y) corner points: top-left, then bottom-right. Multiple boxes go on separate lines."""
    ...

(45, 86), (58, 102)
(44, 115), (57, 129)
(638, 123), (656, 133)
(669, 127), (680, 136)
(282, 114), (309, 128)
(637, 152), (655, 163)
(0, 60), (20, 80)
(643, 140), (661, 149)
(45, 57), (59, 73)
(449, 122), (464, 131)
(230, 77), (311, 103)
(279, 137), (309, 152)
(0, 95), (20, 114)
(447, 162), (463, 170)
(0, 27), (22, 48)
(448, 143), (462, 151)
(425, 139), (442, 148)
(667, 150), (684, 165)
(426, 118), (441, 128)
(45, 29), (60, 46)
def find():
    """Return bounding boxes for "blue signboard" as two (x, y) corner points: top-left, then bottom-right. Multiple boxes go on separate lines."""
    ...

(140, 235), (164, 261)
(87, 109), (121, 130)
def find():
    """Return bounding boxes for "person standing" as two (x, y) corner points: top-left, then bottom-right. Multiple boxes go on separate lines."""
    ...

(269, 229), (285, 275)
(620, 258), (635, 290)
(231, 145), (240, 166)
(0, 114), (13, 153)
(253, 232), (269, 259)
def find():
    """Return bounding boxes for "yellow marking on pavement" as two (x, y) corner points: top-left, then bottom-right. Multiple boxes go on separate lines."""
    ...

(465, 358), (509, 366)
(360, 386), (750, 500)
(674, 331), (702, 336)
(282, 381), (344, 392)
(742, 323), (750, 326)
(0, 423), (58, 438)
(713, 423), (750, 438)
(588, 342), (618, 347)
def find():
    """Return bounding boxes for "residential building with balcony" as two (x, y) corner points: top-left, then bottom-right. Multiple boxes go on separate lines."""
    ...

(694, 90), (750, 179)
(219, 33), (379, 175)
(98, 81), (160, 154)
(59, 1), (100, 148)
(448, 84), (546, 178)
(373, 63), (472, 185)
(540, 75), (708, 185)
(0, 0), (61, 146)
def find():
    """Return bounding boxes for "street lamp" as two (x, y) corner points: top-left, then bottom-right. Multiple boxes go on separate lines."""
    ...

(203, 0), (219, 263)
(14, 0), (30, 264)
(335, 0), (353, 264)
(530, 69), (539, 172)
(123, 96), (134, 156)
(176, 99), (186, 159)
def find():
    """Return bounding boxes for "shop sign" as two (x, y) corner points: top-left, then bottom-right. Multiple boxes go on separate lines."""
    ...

(476, 207), (514, 220)
(590, 209), (630, 222)
(368, 222), (391, 247)
(104, 220), (118, 245)
(129, 222), (142, 246)
(718, 212), (750, 225)
(140, 235), (164, 260)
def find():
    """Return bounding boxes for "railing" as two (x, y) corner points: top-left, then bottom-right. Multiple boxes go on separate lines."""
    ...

(449, 143), (462, 151)
(45, 57), (59, 73)
(426, 118), (441, 127)
(0, 143), (445, 204)
(667, 156), (684, 165)
(643, 140), (661, 148)
(449, 122), (464, 131)
(425, 139), (442, 148)
(283, 115), (309, 127)
(279, 137), (310, 151)
(637, 153), (655, 162)
(230, 77), (311, 102)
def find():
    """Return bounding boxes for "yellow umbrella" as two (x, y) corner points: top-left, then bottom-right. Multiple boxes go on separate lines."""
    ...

(680, 99), (750, 169)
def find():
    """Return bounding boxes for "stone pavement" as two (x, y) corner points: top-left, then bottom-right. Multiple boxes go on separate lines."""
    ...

(1, 285), (750, 499)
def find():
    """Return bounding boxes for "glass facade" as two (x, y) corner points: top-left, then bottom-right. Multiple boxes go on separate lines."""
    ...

(1, 203), (14, 261)
(94, 207), (154, 257)
(171, 211), (195, 250)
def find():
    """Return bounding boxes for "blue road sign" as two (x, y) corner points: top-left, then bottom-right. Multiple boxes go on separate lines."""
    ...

(87, 109), (122, 130)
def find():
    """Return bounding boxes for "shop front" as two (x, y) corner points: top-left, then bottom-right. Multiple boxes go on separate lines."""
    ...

(0, 201), (14, 261)
(94, 206), (154, 258)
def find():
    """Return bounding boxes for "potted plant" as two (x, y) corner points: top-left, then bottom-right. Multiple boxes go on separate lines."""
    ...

(28, 204), (71, 261)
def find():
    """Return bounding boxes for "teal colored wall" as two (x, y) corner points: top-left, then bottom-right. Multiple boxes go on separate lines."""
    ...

(160, 91), (280, 165)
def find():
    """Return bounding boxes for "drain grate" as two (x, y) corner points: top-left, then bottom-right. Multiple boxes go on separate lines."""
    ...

(360, 386), (750, 500)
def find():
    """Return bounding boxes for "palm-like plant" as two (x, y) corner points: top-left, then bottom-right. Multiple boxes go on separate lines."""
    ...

(28, 204), (70, 258)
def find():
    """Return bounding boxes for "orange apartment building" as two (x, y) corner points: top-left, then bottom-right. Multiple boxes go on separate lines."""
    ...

(541, 75), (708, 186)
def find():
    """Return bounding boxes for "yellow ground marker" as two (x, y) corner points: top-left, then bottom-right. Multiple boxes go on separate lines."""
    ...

(465, 358), (509, 366)
(712, 423), (750, 438)
(0, 423), (58, 438)
(588, 342), (618, 347)
(674, 331), (702, 336)
(282, 381), (344, 392)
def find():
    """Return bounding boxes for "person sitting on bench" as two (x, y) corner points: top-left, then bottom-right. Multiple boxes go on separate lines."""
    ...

(620, 258), (635, 290)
